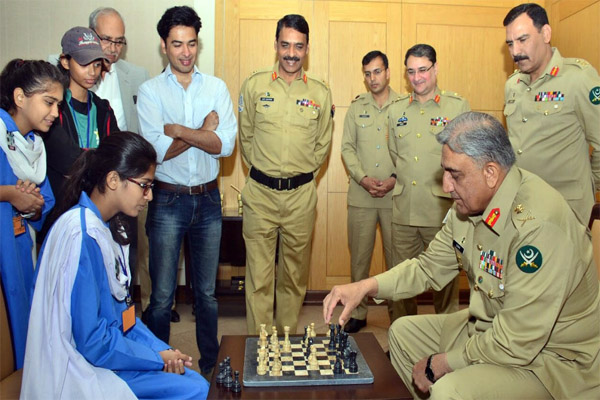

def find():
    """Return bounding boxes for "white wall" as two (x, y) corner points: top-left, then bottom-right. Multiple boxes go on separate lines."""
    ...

(0, 0), (216, 77)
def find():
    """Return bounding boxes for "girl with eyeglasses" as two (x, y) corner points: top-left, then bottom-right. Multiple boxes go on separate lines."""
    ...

(22, 132), (209, 399)
(0, 58), (66, 369)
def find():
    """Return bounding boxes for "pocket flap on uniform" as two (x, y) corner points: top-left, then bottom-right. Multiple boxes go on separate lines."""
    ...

(393, 184), (404, 196)
(431, 184), (451, 198)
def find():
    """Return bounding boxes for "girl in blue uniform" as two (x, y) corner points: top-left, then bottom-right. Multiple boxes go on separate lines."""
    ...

(22, 132), (209, 399)
(0, 59), (65, 368)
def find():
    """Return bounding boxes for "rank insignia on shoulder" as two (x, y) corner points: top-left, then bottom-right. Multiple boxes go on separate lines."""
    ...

(535, 91), (564, 102)
(590, 86), (600, 105)
(485, 208), (500, 228)
(238, 94), (244, 113)
(514, 204), (524, 214)
(516, 245), (543, 273)
(479, 250), (503, 279)
(430, 117), (449, 126)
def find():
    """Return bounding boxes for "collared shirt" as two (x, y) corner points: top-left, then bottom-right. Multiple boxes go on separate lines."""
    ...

(92, 64), (127, 131)
(341, 88), (400, 208)
(239, 63), (333, 177)
(504, 47), (600, 224)
(137, 64), (237, 185)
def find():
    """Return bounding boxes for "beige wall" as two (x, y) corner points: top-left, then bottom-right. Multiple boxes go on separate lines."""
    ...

(0, 0), (216, 77)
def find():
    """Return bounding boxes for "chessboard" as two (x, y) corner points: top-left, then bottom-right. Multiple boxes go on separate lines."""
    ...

(243, 335), (374, 387)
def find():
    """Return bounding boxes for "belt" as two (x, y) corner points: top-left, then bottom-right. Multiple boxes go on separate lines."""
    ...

(154, 179), (218, 195)
(250, 167), (313, 191)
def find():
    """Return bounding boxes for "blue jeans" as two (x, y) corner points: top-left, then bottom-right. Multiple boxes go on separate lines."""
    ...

(145, 187), (221, 373)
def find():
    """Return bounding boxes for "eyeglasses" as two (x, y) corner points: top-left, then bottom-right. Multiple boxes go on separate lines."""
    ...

(363, 68), (385, 79)
(94, 31), (127, 47)
(406, 64), (434, 77)
(127, 178), (154, 195)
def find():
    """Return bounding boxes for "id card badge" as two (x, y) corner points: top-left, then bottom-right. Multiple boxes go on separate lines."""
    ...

(13, 215), (25, 236)
(122, 304), (136, 333)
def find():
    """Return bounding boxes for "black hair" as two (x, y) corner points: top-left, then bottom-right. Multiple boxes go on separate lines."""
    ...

(404, 44), (437, 66)
(157, 6), (202, 41)
(0, 59), (67, 113)
(276, 14), (309, 44)
(362, 50), (388, 69)
(57, 55), (71, 80)
(51, 131), (157, 245)
(503, 3), (549, 30)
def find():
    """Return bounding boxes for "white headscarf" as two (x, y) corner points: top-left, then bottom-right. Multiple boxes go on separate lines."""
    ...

(0, 116), (46, 184)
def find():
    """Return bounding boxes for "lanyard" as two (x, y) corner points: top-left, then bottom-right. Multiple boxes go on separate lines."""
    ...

(68, 90), (92, 148)
(117, 246), (133, 306)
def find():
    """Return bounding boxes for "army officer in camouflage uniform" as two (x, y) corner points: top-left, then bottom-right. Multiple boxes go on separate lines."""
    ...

(239, 14), (333, 335)
(341, 50), (401, 333)
(503, 3), (600, 225)
(324, 112), (599, 399)
(387, 44), (470, 320)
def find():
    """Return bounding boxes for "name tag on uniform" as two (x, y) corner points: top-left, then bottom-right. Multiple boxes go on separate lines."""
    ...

(359, 114), (370, 118)
(260, 97), (274, 102)
(13, 215), (25, 236)
(452, 239), (464, 254)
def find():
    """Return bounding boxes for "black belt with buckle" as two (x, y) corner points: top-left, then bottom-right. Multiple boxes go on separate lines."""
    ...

(154, 179), (218, 195)
(250, 167), (313, 191)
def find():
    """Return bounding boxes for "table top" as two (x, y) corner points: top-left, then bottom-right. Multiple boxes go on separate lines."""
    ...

(207, 332), (411, 400)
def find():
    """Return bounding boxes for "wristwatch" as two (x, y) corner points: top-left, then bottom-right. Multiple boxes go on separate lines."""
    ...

(425, 354), (437, 383)
(390, 173), (397, 179)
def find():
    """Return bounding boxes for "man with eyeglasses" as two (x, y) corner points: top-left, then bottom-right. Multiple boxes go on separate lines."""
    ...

(503, 3), (600, 225)
(340, 51), (400, 333)
(386, 44), (469, 320)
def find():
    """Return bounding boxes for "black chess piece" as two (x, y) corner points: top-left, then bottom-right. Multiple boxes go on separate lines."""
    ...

(306, 337), (314, 358)
(216, 361), (225, 385)
(231, 370), (242, 393)
(333, 356), (343, 374)
(328, 324), (336, 350)
(349, 351), (358, 373)
(223, 365), (234, 389)
(225, 356), (231, 368)
(303, 326), (308, 345)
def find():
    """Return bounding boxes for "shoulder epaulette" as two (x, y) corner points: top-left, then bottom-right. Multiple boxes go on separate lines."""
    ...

(304, 73), (330, 89)
(508, 69), (520, 79)
(391, 93), (410, 104)
(351, 94), (363, 103)
(564, 58), (591, 69)
(440, 90), (464, 100)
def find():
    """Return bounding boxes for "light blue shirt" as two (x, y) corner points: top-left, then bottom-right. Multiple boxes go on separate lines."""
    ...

(137, 65), (237, 185)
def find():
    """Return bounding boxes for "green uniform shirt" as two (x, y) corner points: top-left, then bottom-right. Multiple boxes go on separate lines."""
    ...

(504, 48), (600, 224)
(341, 88), (400, 208)
(239, 63), (333, 177)
(388, 88), (470, 226)
(375, 167), (600, 400)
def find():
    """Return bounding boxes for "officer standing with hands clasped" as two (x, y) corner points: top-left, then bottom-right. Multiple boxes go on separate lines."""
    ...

(239, 14), (333, 335)
(324, 112), (600, 399)
(341, 50), (400, 333)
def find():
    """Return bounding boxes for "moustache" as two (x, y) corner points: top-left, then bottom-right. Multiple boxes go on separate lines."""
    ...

(513, 54), (529, 62)
(283, 56), (300, 62)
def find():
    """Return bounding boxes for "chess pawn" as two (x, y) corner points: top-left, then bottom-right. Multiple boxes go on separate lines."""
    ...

(257, 351), (267, 376)
(224, 365), (234, 388)
(231, 371), (242, 393)
(216, 361), (225, 385)
(282, 326), (292, 353)
(310, 322), (316, 338)
(308, 345), (318, 370)
(271, 348), (282, 376)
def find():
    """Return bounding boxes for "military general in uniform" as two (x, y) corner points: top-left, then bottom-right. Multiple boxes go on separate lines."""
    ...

(324, 112), (600, 400)
(503, 3), (600, 225)
(387, 44), (470, 319)
(239, 14), (333, 334)
(341, 51), (400, 333)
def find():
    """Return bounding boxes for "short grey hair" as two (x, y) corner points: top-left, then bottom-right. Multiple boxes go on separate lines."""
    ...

(89, 7), (123, 30)
(437, 112), (516, 170)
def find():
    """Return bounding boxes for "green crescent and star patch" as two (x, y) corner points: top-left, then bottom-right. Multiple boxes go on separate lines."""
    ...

(516, 245), (543, 273)
(590, 86), (600, 105)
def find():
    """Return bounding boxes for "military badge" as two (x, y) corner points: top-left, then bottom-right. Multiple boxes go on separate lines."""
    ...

(396, 114), (408, 127)
(430, 117), (449, 126)
(590, 86), (600, 105)
(485, 208), (500, 228)
(516, 245), (543, 273)
(238, 94), (244, 113)
(479, 250), (503, 279)
(296, 99), (320, 110)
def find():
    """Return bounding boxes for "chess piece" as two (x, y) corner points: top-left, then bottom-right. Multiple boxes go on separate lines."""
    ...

(310, 322), (316, 338)
(271, 348), (282, 376)
(349, 351), (358, 373)
(305, 337), (314, 359)
(308, 345), (318, 370)
(223, 365), (234, 388)
(282, 326), (292, 353)
(304, 325), (311, 347)
(257, 351), (267, 376)
(231, 370), (242, 393)
(328, 324), (336, 350)
(333, 356), (343, 374)
(216, 361), (225, 385)
(271, 327), (278, 346)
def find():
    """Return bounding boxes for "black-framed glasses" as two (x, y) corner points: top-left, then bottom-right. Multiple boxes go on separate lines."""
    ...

(127, 178), (154, 195)
(94, 30), (127, 47)
(406, 64), (434, 77)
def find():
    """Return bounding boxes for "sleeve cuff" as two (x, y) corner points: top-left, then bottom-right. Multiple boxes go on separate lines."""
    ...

(446, 347), (469, 371)
(374, 270), (397, 299)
